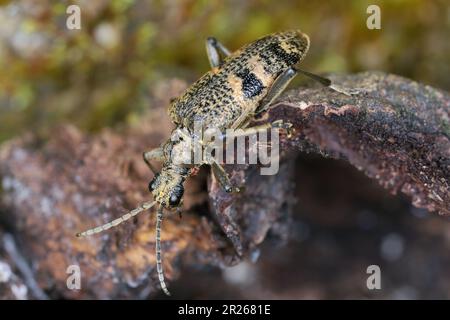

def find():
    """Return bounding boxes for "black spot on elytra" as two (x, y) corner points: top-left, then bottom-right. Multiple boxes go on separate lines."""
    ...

(236, 68), (265, 99)
(260, 42), (300, 68)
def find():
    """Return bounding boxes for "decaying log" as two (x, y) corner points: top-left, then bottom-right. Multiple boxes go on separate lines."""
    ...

(0, 72), (448, 299)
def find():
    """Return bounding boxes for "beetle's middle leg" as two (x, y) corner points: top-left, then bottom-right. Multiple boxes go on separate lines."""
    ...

(143, 147), (165, 175)
(210, 159), (241, 193)
(205, 37), (231, 68)
(220, 120), (293, 141)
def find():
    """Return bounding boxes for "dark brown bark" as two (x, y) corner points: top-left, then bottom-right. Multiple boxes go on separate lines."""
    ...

(0, 72), (448, 299)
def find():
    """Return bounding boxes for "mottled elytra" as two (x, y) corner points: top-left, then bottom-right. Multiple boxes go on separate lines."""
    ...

(76, 30), (336, 296)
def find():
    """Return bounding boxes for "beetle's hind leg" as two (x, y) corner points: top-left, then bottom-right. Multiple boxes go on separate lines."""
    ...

(143, 147), (165, 175)
(296, 68), (357, 96)
(256, 67), (298, 115)
(205, 37), (231, 68)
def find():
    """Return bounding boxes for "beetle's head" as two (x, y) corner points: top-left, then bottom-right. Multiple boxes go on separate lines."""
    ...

(148, 166), (186, 208)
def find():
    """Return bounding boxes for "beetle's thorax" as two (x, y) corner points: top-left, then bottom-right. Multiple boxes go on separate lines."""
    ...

(164, 127), (196, 166)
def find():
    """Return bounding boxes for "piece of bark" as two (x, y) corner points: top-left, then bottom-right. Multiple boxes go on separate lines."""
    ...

(0, 230), (32, 300)
(0, 72), (448, 299)
(208, 71), (449, 256)
(0, 231), (49, 300)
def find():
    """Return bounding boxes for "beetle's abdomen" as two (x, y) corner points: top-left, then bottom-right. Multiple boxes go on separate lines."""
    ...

(169, 30), (309, 131)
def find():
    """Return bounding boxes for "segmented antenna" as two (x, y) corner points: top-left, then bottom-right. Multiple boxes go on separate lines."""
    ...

(76, 200), (157, 237)
(156, 205), (171, 296)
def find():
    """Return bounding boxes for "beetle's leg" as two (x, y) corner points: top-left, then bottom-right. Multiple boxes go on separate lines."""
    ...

(220, 119), (293, 141)
(256, 67), (298, 114)
(143, 148), (165, 175)
(229, 66), (295, 129)
(297, 68), (331, 86)
(297, 68), (356, 96)
(176, 207), (182, 219)
(206, 37), (231, 68)
(210, 160), (240, 193)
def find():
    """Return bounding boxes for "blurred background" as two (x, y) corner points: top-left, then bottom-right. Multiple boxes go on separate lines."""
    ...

(0, 0), (449, 143)
(0, 0), (449, 299)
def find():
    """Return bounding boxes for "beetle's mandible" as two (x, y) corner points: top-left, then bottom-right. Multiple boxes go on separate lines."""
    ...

(76, 30), (335, 296)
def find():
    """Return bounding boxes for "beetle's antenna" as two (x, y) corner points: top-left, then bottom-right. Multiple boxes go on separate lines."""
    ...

(156, 204), (171, 296)
(76, 200), (157, 237)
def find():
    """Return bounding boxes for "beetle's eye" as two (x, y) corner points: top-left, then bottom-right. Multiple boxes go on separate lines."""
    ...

(169, 194), (181, 206)
(148, 173), (159, 192)
(169, 185), (184, 206)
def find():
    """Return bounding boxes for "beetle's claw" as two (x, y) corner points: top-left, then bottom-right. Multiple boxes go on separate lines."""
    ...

(273, 120), (294, 137)
(224, 185), (244, 193)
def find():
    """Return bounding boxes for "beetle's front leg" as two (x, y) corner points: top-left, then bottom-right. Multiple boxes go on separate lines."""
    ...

(205, 37), (231, 68)
(143, 147), (165, 174)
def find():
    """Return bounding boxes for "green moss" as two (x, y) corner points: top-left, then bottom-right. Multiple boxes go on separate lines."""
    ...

(0, 1), (448, 143)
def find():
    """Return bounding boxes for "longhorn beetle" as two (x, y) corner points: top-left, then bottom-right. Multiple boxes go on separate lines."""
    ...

(77, 30), (337, 296)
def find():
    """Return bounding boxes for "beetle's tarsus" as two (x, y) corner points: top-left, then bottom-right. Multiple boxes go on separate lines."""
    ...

(271, 120), (294, 137)
(329, 84), (361, 96)
(211, 160), (243, 194)
(176, 207), (183, 219)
